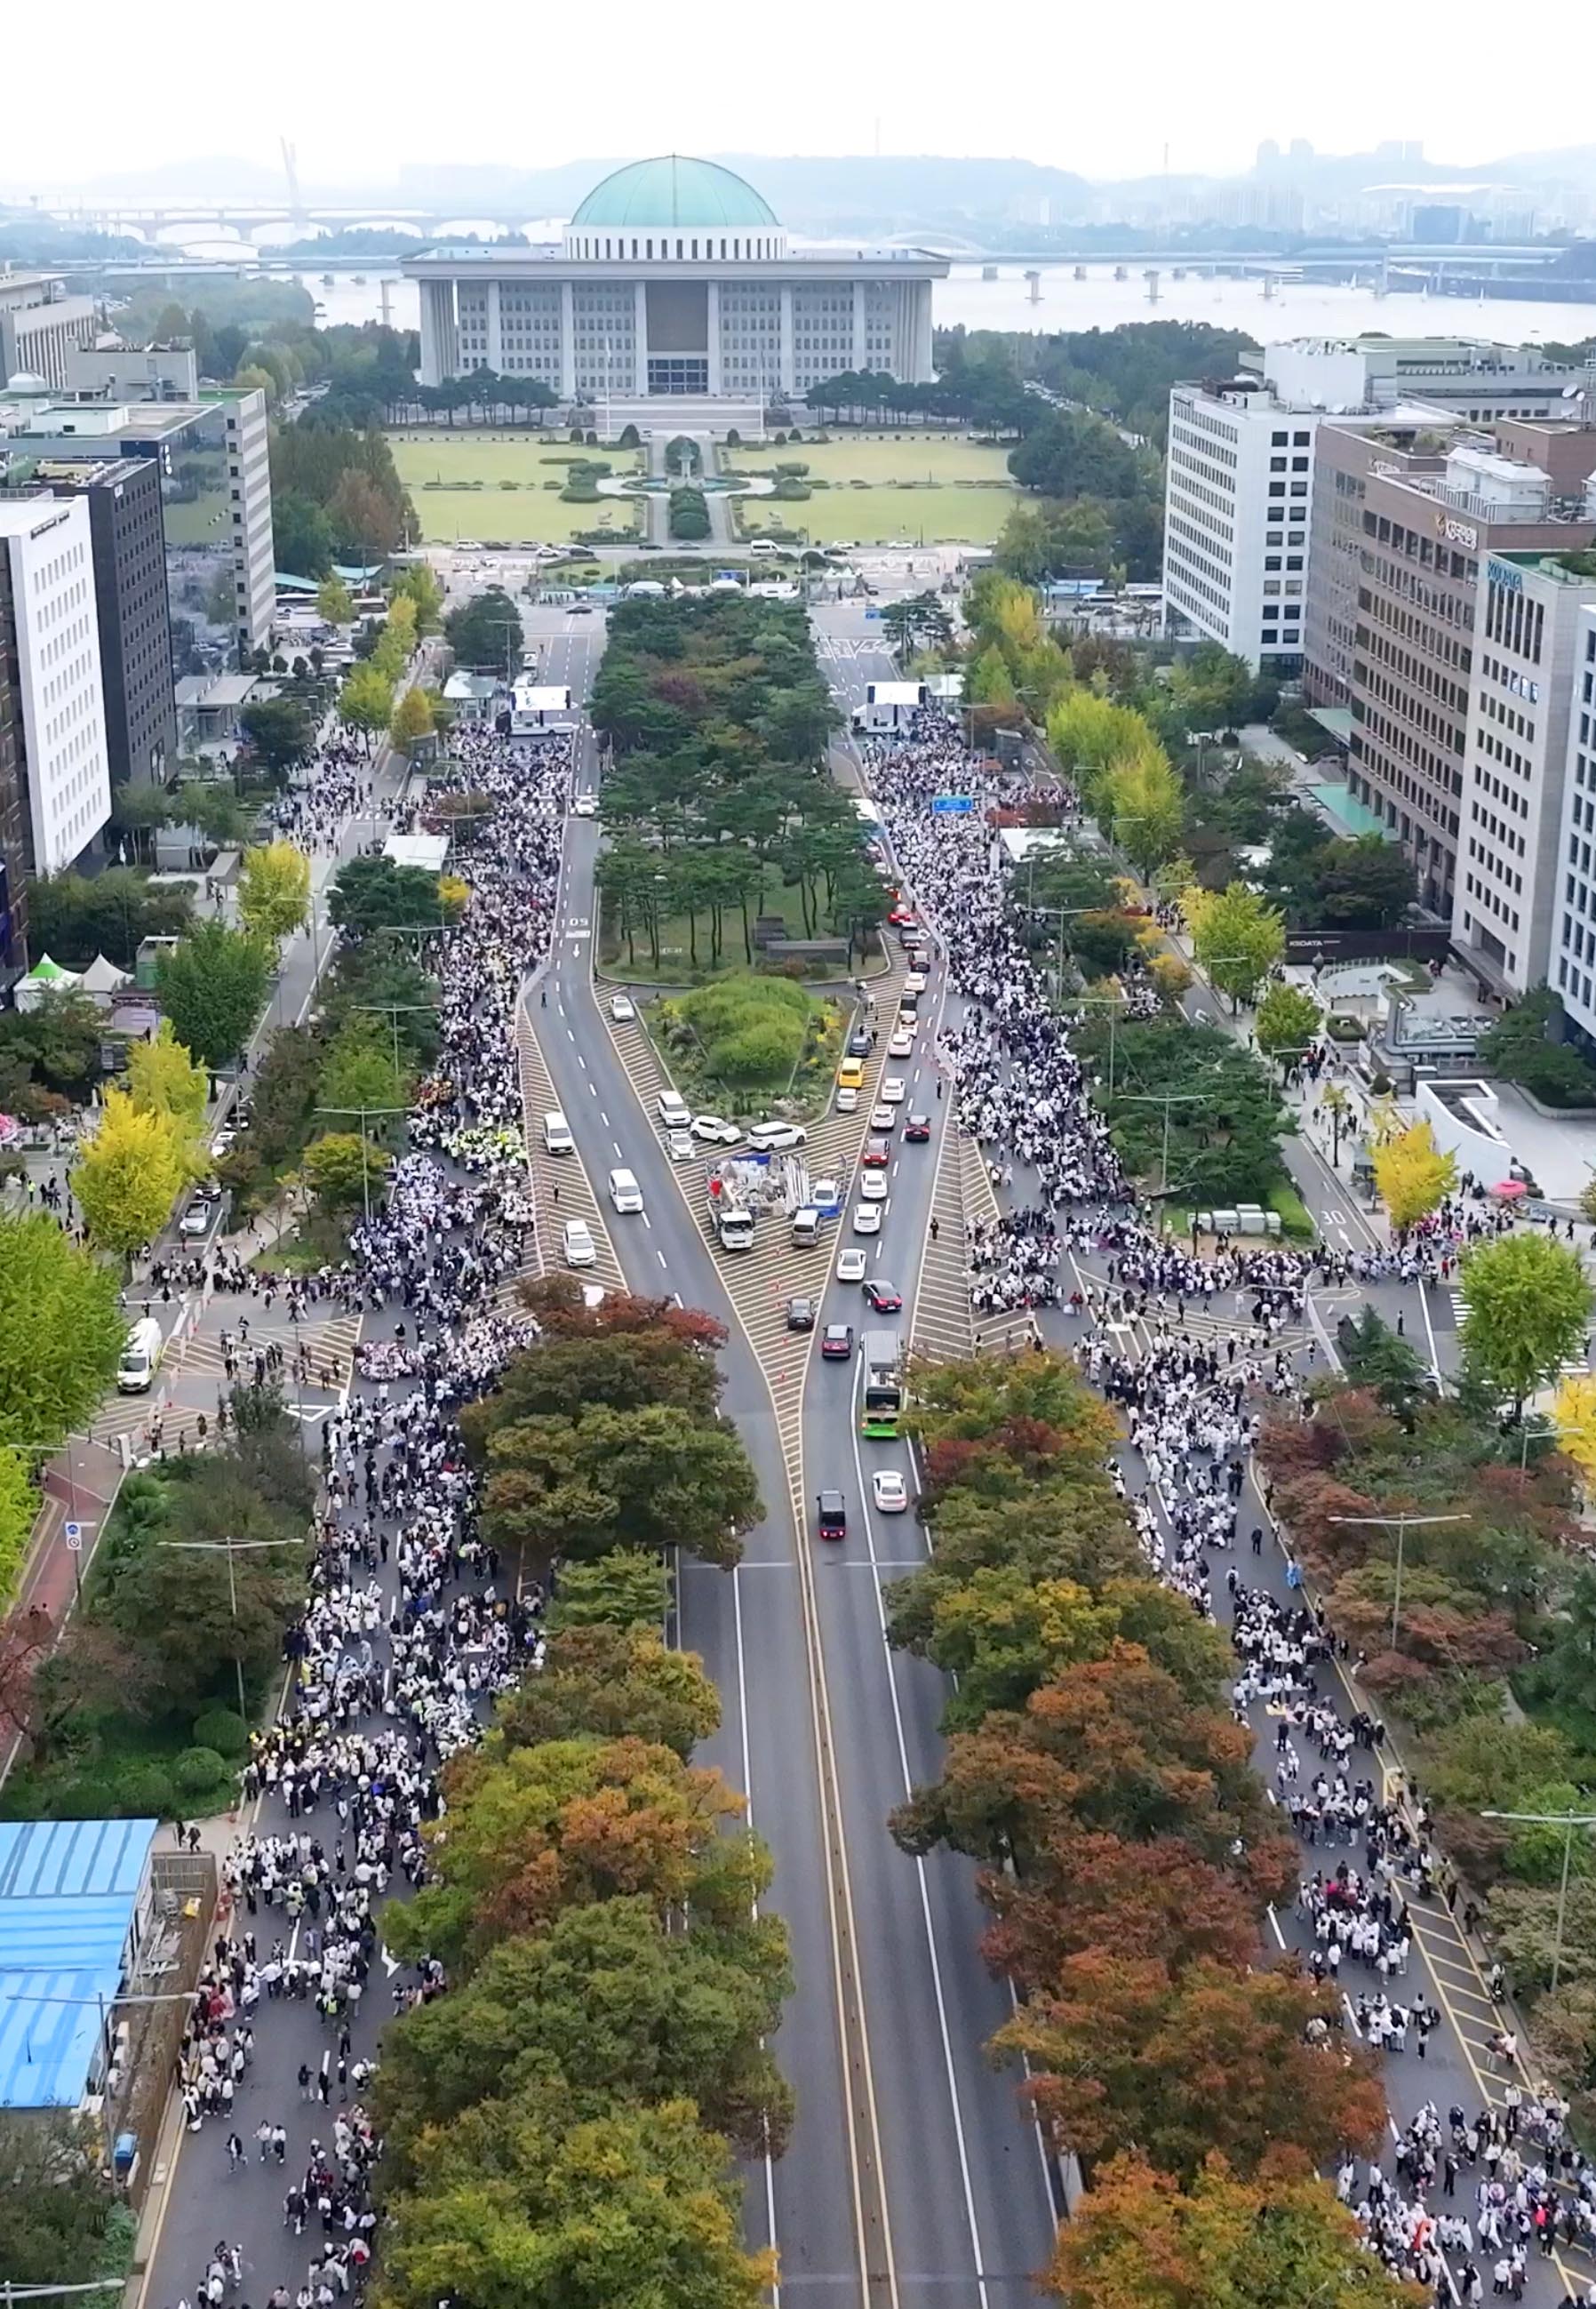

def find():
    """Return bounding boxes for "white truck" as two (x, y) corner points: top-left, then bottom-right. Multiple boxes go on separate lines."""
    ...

(116, 1317), (164, 1393)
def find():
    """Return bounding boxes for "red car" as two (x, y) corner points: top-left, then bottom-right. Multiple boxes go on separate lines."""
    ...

(903, 1114), (932, 1143)
(863, 1278), (903, 1314)
(821, 1323), (854, 1360)
(861, 1138), (890, 1167)
(888, 905), (916, 927)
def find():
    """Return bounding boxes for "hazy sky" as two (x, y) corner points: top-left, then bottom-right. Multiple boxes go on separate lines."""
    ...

(4, 0), (1587, 188)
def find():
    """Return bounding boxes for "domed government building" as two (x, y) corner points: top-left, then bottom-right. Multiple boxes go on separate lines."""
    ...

(404, 155), (946, 416)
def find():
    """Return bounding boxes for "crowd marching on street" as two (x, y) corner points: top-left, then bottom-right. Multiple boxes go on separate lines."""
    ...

(861, 712), (1596, 2306)
(159, 720), (579, 2309)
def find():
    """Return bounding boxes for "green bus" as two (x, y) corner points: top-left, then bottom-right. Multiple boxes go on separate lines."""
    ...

(861, 1329), (903, 1439)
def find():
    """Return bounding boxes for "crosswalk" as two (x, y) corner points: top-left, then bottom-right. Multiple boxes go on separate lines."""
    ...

(515, 1004), (626, 1293)
(1445, 1289), (1588, 1376)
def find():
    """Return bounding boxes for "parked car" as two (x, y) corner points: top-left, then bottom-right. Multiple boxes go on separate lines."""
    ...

(835, 1086), (858, 1114)
(610, 993), (636, 1022)
(666, 1130), (696, 1162)
(691, 1114), (742, 1146)
(786, 1295), (817, 1331)
(562, 1219), (596, 1266)
(746, 1120), (807, 1154)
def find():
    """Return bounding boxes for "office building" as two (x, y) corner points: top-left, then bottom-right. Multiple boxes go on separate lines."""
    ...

(64, 342), (200, 402)
(0, 581), (27, 979)
(1163, 380), (1320, 674)
(1455, 549), (1596, 997)
(0, 498), (113, 880)
(405, 154), (946, 407)
(1304, 419), (1596, 917)
(1552, 607), (1596, 1047)
(0, 272), (98, 394)
(4, 454), (177, 794)
(0, 387), (274, 668)
(1164, 338), (1596, 675)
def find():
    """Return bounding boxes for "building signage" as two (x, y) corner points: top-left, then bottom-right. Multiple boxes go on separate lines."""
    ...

(1488, 557), (1524, 592)
(1437, 513), (1479, 549)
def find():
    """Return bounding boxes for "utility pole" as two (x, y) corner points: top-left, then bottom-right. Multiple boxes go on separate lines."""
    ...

(1329, 1510), (1470, 1653)
(158, 1532), (303, 1724)
(315, 1103), (410, 1226)
(1119, 1085), (1212, 1203)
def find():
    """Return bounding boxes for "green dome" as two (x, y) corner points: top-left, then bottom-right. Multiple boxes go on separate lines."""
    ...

(571, 156), (778, 232)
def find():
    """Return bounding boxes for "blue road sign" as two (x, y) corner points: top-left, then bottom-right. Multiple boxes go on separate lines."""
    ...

(931, 795), (976, 815)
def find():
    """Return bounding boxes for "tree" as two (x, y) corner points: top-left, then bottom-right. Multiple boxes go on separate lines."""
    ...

(237, 840), (311, 947)
(239, 695), (314, 781)
(544, 1550), (673, 1633)
(315, 574), (355, 624)
(1254, 980), (1322, 1069)
(0, 2112), (132, 2286)
(338, 661), (394, 751)
(1336, 1308), (1433, 1426)
(1042, 2152), (1425, 2309)
(1103, 747), (1185, 875)
(329, 855), (455, 939)
(998, 1953), (1385, 2182)
(1460, 1232), (1594, 1412)
(70, 1091), (188, 1261)
(392, 562), (444, 635)
(0, 1211), (125, 1447)
(1556, 1372), (1596, 1492)
(379, 1896), (790, 2169)
(27, 866), (193, 970)
(1321, 1081), (1353, 1166)
(271, 490), (334, 579)
(494, 1624), (719, 1758)
(126, 1020), (208, 1167)
(481, 1404), (762, 1581)
(389, 683), (435, 750)
(318, 1023), (407, 1135)
(155, 920), (272, 1069)
(299, 1131), (389, 1218)
(379, 2093), (773, 2309)
(1371, 1120), (1456, 1232)
(1184, 882), (1285, 1009)
(445, 585), (523, 676)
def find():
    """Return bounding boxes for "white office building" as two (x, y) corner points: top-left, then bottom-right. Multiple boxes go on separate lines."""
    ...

(1163, 380), (1320, 674)
(0, 497), (112, 872)
(1552, 603), (1596, 1044)
(405, 154), (946, 411)
(1456, 550), (1596, 998)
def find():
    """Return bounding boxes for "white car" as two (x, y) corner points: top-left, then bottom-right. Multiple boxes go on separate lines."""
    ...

(691, 1115), (742, 1147)
(835, 1086), (858, 1114)
(880, 1076), (906, 1105)
(210, 1128), (236, 1160)
(562, 1218), (596, 1267)
(666, 1129), (696, 1163)
(178, 1198), (214, 1238)
(746, 1120), (807, 1153)
(872, 1469), (909, 1514)
(610, 993), (636, 1022)
(887, 1029), (914, 1058)
(858, 1171), (889, 1202)
(870, 1105), (896, 1131)
(809, 1177), (842, 1209)
(905, 971), (928, 995)
(851, 1204), (882, 1235)
(836, 1248), (868, 1282)
(572, 795), (598, 819)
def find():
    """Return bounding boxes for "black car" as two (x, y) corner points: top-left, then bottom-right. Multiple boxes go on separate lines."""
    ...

(863, 1278), (903, 1314)
(786, 1295), (817, 1331)
(817, 1490), (847, 1542)
(903, 1114), (932, 1142)
(820, 1323), (854, 1360)
(847, 1028), (873, 1058)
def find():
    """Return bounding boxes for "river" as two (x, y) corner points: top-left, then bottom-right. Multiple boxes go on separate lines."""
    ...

(166, 232), (1596, 348)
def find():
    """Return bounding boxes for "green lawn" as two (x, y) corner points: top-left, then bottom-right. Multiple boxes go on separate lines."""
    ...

(389, 433), (643, 542)
(738, 484), (1015, 547)
(723, 431), (1013, 485)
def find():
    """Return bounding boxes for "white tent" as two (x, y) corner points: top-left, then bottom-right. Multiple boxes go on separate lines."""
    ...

(13, 955), (81, 1013)
(78, 953), (132, 1005)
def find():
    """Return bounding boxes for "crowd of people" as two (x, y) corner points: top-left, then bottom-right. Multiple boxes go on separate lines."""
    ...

(159, 723), (578, 2309)
(860, 711), (1593, 2307)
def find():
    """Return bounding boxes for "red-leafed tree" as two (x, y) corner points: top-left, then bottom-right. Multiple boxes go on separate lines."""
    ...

(979, 1830), (1264, 1988)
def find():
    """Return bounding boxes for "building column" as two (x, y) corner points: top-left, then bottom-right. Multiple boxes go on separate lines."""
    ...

(706, 280), (722, 395)
(915, 281), (934, 382)
(852, 280), (867, 372)
(419, 281), (456, 385)
(634, 280), (649, 395)
(486, 282), (503, 375)
(778, 285), (795, 396)
(559, 283), (576, 402)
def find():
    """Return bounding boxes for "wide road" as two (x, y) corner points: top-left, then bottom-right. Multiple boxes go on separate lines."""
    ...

(531, 600), (1058, 2307)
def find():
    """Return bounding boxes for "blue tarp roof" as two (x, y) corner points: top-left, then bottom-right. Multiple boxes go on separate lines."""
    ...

(0, 1819), (157, 2110)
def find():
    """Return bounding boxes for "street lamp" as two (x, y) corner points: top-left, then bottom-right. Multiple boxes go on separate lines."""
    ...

(1328, 1510), (1470, 1654)
(1480, 1807), (1596, 1991)
(315, 1102), (410, 1226)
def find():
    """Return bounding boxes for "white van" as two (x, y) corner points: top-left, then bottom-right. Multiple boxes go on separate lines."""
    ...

(608, 1167), (643, 1214)
(563, 1218), (596, 1267)
(748, 539), (778, 557)
(657, 1089), (690, 1131)
(542, 1110), (574, 1156)
(117, 1317), (164, 1394)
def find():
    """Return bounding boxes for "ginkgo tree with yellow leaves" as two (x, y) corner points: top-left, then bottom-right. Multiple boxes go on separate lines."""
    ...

(1553, 1372), (1596, 1494)
(1371, 1119), (1456, 1233)
(70, 1089), (188, 1262)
